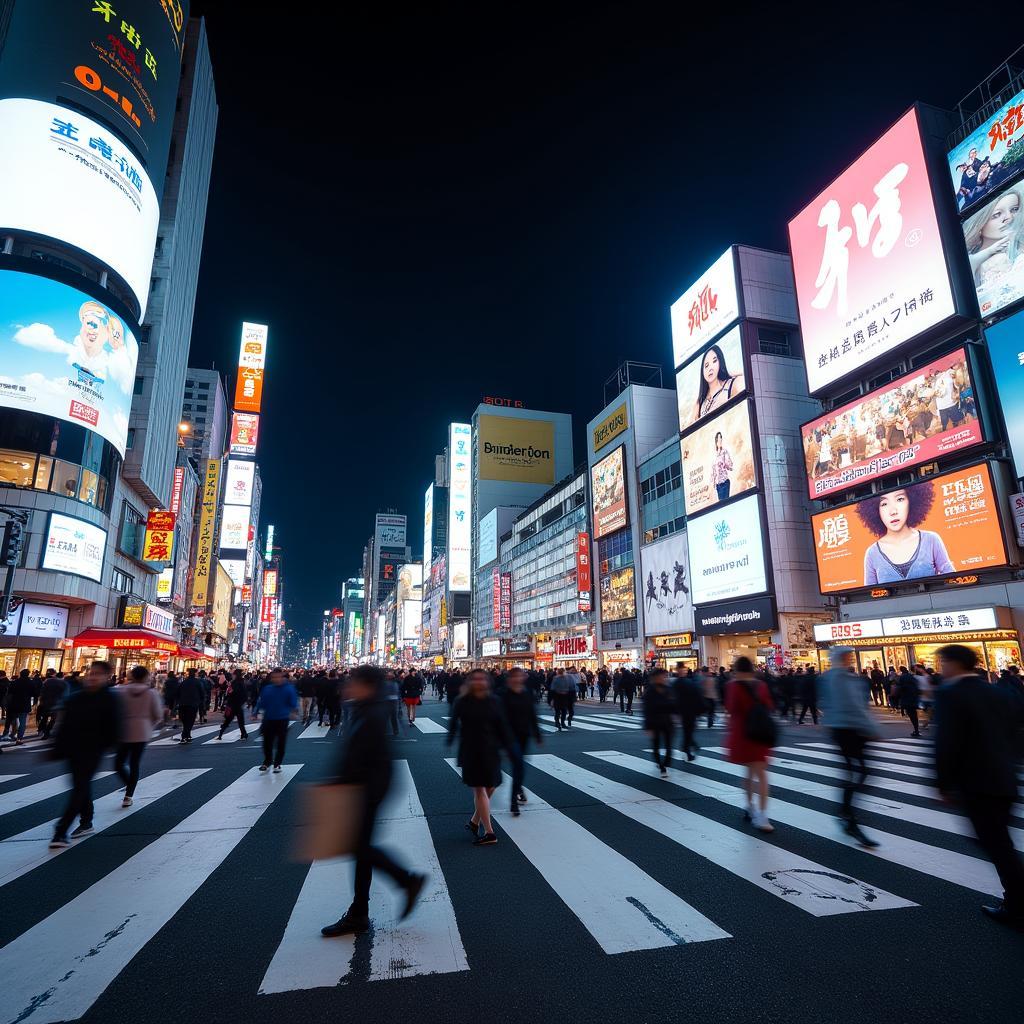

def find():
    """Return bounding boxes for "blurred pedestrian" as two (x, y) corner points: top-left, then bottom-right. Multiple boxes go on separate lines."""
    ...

(644, 669), (675, 776)
(176, 669), (203, 743)
(36, 671), (67, 740)
(113, 665), (163, 806)
(218, 669), (249, 740)
(400, 672), (423, 725)
(726, 656), (776, 833)
(673, 667), (705, 761)
(256, 667), (298, 772)
(501, 668), (542, 815)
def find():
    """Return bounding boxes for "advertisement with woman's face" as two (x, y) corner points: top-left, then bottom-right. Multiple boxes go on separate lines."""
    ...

(963, 184), (1024, 319)
(676, 325), (746, 433)
(811, 463), (1008, 593)
(680, 401), (757, 516)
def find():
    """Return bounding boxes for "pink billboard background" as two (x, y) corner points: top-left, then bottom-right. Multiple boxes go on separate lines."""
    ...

(789, 108), (957, 395)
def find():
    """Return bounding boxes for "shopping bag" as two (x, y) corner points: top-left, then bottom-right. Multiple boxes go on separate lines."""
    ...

(292, 783), (365, 861)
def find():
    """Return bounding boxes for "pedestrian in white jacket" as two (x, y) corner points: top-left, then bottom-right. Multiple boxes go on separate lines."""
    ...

(113, 666), (163, 806)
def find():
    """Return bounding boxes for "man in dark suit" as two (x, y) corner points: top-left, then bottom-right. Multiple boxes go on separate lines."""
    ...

(934, 644), (1024, 926)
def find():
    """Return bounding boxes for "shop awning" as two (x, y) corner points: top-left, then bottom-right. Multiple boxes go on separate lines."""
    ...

(178, 646), (213, 660)
(72, 628), (180, 655)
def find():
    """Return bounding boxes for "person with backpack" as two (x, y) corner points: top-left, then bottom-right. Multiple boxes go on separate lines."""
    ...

(725, 656), (777, 833)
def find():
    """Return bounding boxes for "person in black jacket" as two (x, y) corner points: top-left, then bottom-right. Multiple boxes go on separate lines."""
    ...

(673, 668), (705, 761)
(501, 668), (542, 815)
(644, 669), (676, 776)
(49, 661), (120, 848)
(399, 672), (423, 725)
(897, 666), (921, 736)
(217, 670), (249, 740)
(6, 669), (35, 744)
(176, 670), (203, 742)
(797, 669), (819, 725)
(934, 644), (1024, 925)
(321, 666), (426, 937)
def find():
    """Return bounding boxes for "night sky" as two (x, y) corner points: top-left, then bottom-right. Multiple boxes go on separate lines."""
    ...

(187, 2), (1003, 636)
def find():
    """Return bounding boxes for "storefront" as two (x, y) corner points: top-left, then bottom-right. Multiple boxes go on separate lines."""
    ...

(694, 595), (778, 672)
(71, 628), (183, 675)
(601, 648), (642, 669)
(0, 602), (71, 674)
(646, 632), (699, 672)
(554, 634), (599, 671)
(813, 607), (1021, 676)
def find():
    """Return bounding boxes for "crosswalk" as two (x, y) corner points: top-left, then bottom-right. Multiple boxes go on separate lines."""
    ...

(412, 709), (686, 735)
(0, 734), (1019, 1020)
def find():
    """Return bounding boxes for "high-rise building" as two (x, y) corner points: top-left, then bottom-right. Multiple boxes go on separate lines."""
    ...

(180, 367), (229, 465)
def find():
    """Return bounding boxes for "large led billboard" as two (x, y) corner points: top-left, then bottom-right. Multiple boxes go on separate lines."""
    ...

(811, 462), (1008, 593)
(233, 322), (268, 413)
(983, 311), (1024, 478)
(0, 271), (139, 455)
(675, 325), (746, 433)
(591, 444), (628, 540)
(41, 512), (107, 583)
(448, 423), (472, 592)
(229, 412), (259, 456)
(789, 108), (957, 395)
(600, 565), (636, 622)
(962, 182), (1024, 321)
(800, 347), (983, 500)
(374, 513), (407, 549)
(219, 505), (250, 551)
(477, 415), (555, 484)
(0, 1), (189, 192)
(670, 248), (740, 370)
(0, 99), (160, 316)
(423, 483), (434, 577)
(681, 401), (757, 516)
(948, 87), (1024, 212)
(687, 493), (768, 605)
(639, 533), (693, 636)
(224, 459), (255, 507)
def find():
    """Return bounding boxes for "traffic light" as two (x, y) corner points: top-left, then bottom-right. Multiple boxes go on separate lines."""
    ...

(1, 519), (23, 567)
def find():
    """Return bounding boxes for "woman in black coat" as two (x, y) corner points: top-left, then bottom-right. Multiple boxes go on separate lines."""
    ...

(446, 670), (513, 846)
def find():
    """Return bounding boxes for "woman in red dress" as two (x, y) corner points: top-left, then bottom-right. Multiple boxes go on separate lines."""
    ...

(725, 656), (776, 833)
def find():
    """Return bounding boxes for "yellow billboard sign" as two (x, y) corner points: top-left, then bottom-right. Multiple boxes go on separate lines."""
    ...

(593, 403), (629, 452)
(478, 415), (555, 484)
(189, 458), (220, 612)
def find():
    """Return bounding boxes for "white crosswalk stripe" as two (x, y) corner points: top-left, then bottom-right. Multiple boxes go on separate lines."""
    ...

(150, 724), (222, 746)
(770, 746), (938, 779)
(3, 765), (301, 1024)
(800, 742), (933, 765)
(297, 722), (332, 740)
(412, 717), (447, 734)
(570, 713), (643, 730)
(538, 715), (611, 731)
(445, 758), (730, 952)
(0, 772), (113, 818)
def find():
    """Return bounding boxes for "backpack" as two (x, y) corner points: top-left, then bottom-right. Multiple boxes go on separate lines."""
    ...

(741, 681), (777, 747)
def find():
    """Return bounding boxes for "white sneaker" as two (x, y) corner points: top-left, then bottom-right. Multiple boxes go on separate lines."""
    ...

(272, 765), (282, 773)
(752, 810), (774, 833)
(122, 797), (133, 808)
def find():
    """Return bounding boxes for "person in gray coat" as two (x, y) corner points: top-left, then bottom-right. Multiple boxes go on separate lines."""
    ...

(818, 646), (880, 848)
(113, 666), (163, 806)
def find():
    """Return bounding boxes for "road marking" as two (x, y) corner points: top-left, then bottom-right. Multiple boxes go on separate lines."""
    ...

(209, 721), (253, 743)
(800, 742), (932, 765)
(150, 725), (221, 746)
(0, 774), (27, 786)
(538, 715), (610, 732)
(0, 773), (113, 818)
(770, 746), (937, 779)
(444, 759), (729, 952)
(3, 765), (301, 1024)
(569, 714), (643, 730)
(411, 718), (447, 734)
(260, 761), (466, 993)
(592, 751), (1001, 897)
(298, 723), (332, 740)
(529, 754), (914, 916)
(0, 769), (209, 888)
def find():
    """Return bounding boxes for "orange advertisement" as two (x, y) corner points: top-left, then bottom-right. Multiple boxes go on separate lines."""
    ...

(234, 367), (264, 413)
(811, 462), (1008, 594)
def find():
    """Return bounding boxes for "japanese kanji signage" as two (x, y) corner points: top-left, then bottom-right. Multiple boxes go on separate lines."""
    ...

(670, 248), (741, 370)
(189, 457), (220, 612)
(789, 107), (958, 395)
(169, 466), (184, 514)
(0, 1), (190, 196)
(576, 532), (592, 612)
(813, 608), (998, 642)
(141, 508), (175, 562)
(500, 572), (512, 630)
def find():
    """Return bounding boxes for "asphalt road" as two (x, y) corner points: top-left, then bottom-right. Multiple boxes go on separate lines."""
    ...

(1, 696), (1022, 1024)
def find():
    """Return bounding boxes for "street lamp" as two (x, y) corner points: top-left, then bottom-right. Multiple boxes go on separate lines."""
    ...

(176, 421), (190, 449)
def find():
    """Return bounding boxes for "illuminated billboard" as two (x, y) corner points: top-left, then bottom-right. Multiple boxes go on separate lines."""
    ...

(0, 0), (189, 193)
(600, 565), (636, 622)
(448, 423), (472, 592)
(591, 444), (628, 540)
(375, 513), (407, 549)
(423, 484), (434, 577)
(224, 459), (255, 507)
(234, 368), (263, 414)
(0, 271), (139, 456)
(639, 533), (693, 636)
(229, 413), (259, 456)
(264, 569), (278, 597)
(452, 621), (469, 660)
(801, 347), (983, 500)
(962, 182), (1024, 321)
(811, 462), (1008, 593)
(675, 325), (746, 433)
(219, 505), (249, 551)
(220, 558), (246, 588)
(680, 401), (757, 516)
(190, 459), (220, 610)
(41, 512), (106, 583)
(477, 415), (555, 484)
(670, 248), (740, 370)
(687, 493), (768, 605)
(948, 87), (1024, 212)
(984, 311), (1024, 477)
(789, 108), (957, 394)
(0, 98), (160, 316)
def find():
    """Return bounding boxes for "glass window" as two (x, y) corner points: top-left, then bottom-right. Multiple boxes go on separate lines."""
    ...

(79, 468), (99, 505)
(198, 382), (209, 390)
(111, 567), (134, 594)
(125, 428), (135, 450)
(133, 376), (144, 396)
(0, 450), (34, 487)
(34, 456), (52, 490)
(51, 460), (80, 500)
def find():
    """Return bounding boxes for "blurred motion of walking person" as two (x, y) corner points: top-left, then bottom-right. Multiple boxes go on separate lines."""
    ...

(256, 667), (298, 773)
(726, 657), (777, 833)
(818, 646), (880, 848)
(644, 669), (675, 776)
(500, 668), (542, 815)
(218, 669), (249, 740)
(934, 644), (1024, 926)
(176, 669), (203, 743)
(113, 665), (163, 806)
(321, 665), (426, 937)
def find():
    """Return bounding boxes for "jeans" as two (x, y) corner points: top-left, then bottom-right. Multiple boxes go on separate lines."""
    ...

(220, 706), (247, 738)
(833, 728), (869, 820)
(716, 479), (731, 500)
(939, 406), (960, 431)
(114, 742), (145, 797)
(618, 691), (634, 713)
(11, 712), (28, 740)
(300, 696), (312, 722)
(350, 798), (412, 918)
(55, 752), (103, 838)
(552, 694), (569, 728)
(650, 723), (673, 770)
(179, 705), (197, 740)
(37, 708), (58, 738)
(261, 718), (289, 766)
(387, 701), (400, 736)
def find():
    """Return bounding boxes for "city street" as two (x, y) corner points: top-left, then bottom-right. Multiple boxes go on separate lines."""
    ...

(1, 697), (1021, 1024)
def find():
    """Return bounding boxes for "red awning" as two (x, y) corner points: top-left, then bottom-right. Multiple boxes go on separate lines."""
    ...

(72, 628), (179, 655)
(177, 646), (212, 660)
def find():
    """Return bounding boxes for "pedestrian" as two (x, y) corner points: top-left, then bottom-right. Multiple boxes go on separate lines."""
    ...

(797, 667), (819, 725)
(218, 670), (249, 740)
(113, 665), (163, 806)
(897, 665), (921, 736)
(161, 670), (179, 724)
(400, 672), (423, 725)
(176, 669), (203, 742)
(446, 669), (513, 846)
(36, 671), (67, 740)
(5, 668), (34, 744)
(725, 656), (776, 833)
(618, 668), (637, 715)
(321, 665), (427, 937)
(644, 669), (675, 776)
(298, 671), (316, 724)
(549, 669), (575, 730)
(818, 646), (880, 848)
(256, 667), (298, 772)
(673, 667), (705, 761)
(934, 644), (1024, 925)
(49, 661), (120, 848)
(500, 668), (542, 815)
(315, 670), (333, 726)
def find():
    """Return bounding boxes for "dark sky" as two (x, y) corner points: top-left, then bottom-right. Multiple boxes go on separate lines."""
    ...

(187, 2), (1003, 636)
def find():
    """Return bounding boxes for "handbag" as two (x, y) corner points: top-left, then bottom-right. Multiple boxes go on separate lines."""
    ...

(741, 681), (778, 747)
(292, 782), (365, 861)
